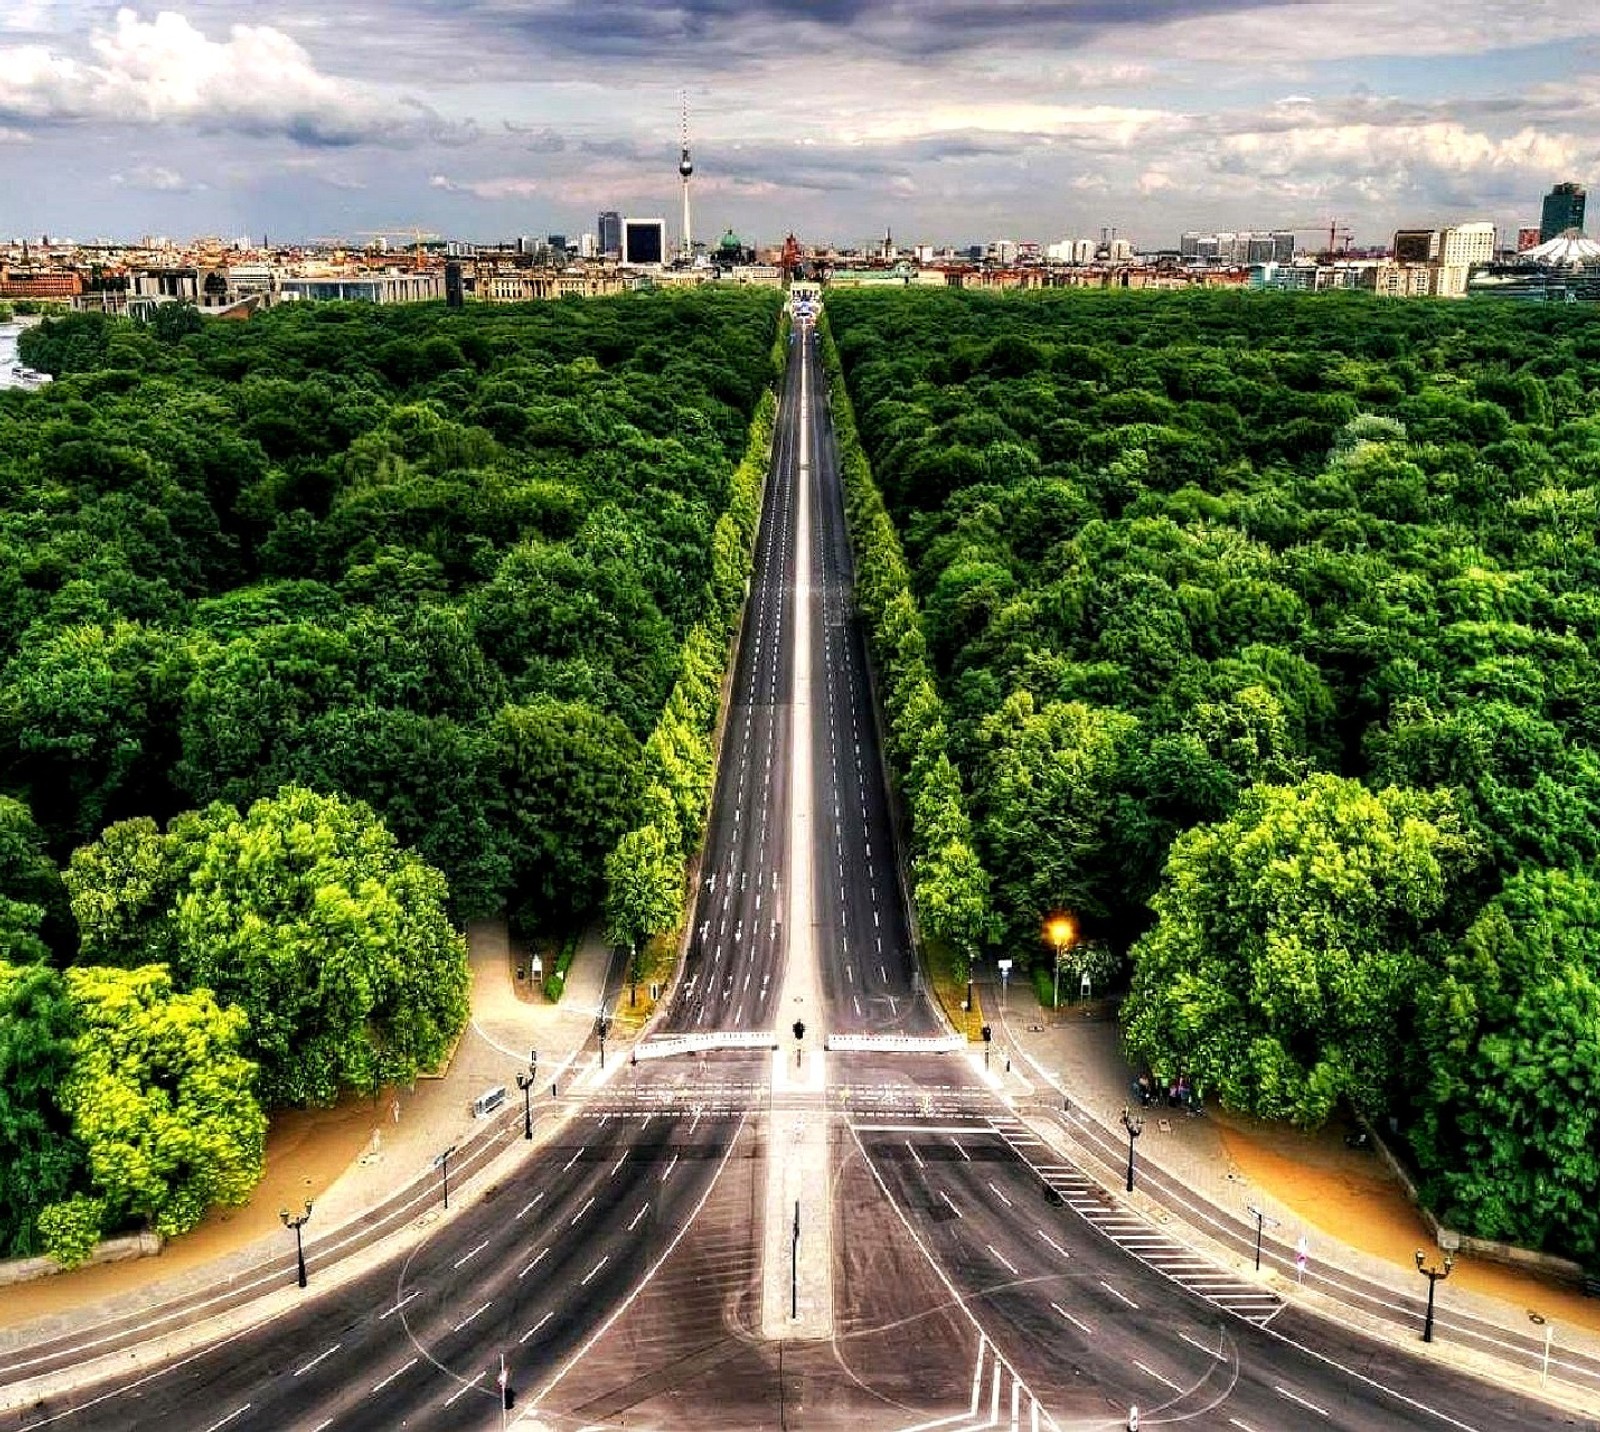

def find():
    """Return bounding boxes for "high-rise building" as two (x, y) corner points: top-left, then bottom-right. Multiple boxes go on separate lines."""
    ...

(597, 211), (622, 259)
(1517, 226), (1542, 252)
(623, 218), (666, 266)
(1540, 181), (1586, 241)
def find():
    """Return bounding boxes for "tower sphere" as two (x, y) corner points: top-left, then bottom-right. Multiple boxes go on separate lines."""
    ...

(679, 149), (694, 178)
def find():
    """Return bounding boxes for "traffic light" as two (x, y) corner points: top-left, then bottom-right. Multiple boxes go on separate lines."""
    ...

(981, 1025), (992, 1043)
(793, 1020), (806, 1042)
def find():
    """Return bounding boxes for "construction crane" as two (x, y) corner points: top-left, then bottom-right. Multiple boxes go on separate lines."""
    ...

(1279, 221), (1355, 256)
(356, 228), (441, 266)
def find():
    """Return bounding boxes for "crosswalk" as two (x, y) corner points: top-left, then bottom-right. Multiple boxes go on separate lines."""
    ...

(989, 1117), (1284, 1328)
(894, 1335), (1060, 1432)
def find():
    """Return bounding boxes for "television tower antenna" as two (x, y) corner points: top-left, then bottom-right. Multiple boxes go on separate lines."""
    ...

(678, 90), (694, 263)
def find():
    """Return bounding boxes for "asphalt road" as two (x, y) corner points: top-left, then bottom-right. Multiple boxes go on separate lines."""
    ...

(802, 324), (939, 1039)
(662, 324), (801, 1036)
(1, 1074), (745, 1431)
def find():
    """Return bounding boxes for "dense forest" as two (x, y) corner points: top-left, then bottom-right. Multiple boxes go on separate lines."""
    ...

(827, 288), (1600, 1264)
(0, 290), (781, 1261)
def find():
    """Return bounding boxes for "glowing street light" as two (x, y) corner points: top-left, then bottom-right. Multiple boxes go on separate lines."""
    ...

(1045, 914), (1077, 1009)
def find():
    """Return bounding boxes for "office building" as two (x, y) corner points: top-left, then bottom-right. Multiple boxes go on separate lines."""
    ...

(1392, 229), (1438, 264)
(598, 211), (622, 259)
(623, 218), (666, 266)
(1540, 181), (1586, 241)
(1439, 222), (1495, 267)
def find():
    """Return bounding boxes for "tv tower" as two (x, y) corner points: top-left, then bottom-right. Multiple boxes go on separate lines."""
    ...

(678, 90), (694, 264)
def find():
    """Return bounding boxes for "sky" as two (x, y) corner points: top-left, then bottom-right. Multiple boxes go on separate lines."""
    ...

(3, 1), (1600, 250)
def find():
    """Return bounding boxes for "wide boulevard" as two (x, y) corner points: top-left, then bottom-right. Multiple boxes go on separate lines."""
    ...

(0, 321), (1584, 1431)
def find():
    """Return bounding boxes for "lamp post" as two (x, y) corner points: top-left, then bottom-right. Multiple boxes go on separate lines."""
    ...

(515, 1049), (538, 1140)
(435, 1143), (458, 1210)
(279, 1200), (312, 1289)
(1528, 1311), (1553, 1388)
(1245, 1204), (1278, 1272)
(1120, 1106), (1144, 1193)
(596, 1011), (612, 1070)
(1045, 914), (1076, 1010)
(629, 937), (639, 1008)
(1414, 1248), (1454, 1342)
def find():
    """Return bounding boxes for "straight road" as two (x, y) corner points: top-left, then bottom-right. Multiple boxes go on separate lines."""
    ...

(663, 327), (802, 1035)
(801, 322), (939, 1039)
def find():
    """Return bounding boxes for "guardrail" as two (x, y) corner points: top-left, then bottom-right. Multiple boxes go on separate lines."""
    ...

(824, 1033), (966, 1054)
(633, 1031), (782, 1061)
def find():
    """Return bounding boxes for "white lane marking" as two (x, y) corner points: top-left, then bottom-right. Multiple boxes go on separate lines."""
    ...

(1099, 1280), (1139, 1309)
(562, 1147), (584, 1172)
(1275, 1385), (1329, 1417)
(661, 1154), (679, 1182)
(627, 1202), (650, 1232)
(1035, 1229), (1071, 1259)
(905, 1140), (924, 1169)
(570, 1195), (595, 1226)
(454, 1237), (489, 1269)
(200, 1407), (250, 1432)
(310, 1422), (333, 1432)
(950, 1138), (970, 1161)
(581, 1254), (610, 1287)
(1227, 1420), (1259, 1431)
(517, 1192), (545, 1220)
(939, 1190), (962, 1219)
(453, 1300), (491, 1332)
(986, 1182), (1013, 1209)
(520, 1309), (555, 1344)
(1051, 1301), (1092, 1335)
(372, 1356), (419, 1393)
(294, 1342), (343, 1377)
(1135, 1359), (1184, 1393)
(444, 1372), (485, 1407)
(1182, 1331), (1227, 1360)
(611, 1152), (627, 1177)
(987, 1245), (1019, 1276)
(519, 1247), (549, 1279)
(378, 1290), (419, 1320)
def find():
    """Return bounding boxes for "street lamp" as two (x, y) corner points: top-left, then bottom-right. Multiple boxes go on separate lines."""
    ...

(1045, 914), (1076, 1010)
(1120, 1106), (1144, 1193)
(1245, 1204), (1278, 1272)
(1528, 1310), (1553, 1388)
(629, 937), (640, 1008)
(515, 1049), (538, 1140)
(279, 1201), (312, 1288)
(596, 1010), (612, 1069)
(435, 1143), (458, 1209)
(1414, 1248), (1454, 1343)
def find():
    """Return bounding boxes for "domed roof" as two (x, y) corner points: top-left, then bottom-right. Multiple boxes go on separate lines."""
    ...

(1525, 228), (1600, 266)
(718, 228), (743, 251)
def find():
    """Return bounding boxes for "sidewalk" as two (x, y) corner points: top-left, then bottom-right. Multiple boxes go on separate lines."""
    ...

(0, 922), (615, 1341)
(980, 976), (1600, 1410)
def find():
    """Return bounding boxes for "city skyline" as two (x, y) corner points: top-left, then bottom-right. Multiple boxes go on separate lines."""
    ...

(2, 1), (1600, 248)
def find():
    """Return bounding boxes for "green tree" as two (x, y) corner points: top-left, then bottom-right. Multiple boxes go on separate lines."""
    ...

(0, 961), (84, 1257)
(604, 824), (684, 995)
(1124, 775), (1477, 1124)
(56, 963), (265, 1239)
(1411, 869), (1600, 1260)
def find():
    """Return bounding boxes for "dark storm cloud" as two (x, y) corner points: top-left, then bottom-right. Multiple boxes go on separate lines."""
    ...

(426, 0), (1290, 67)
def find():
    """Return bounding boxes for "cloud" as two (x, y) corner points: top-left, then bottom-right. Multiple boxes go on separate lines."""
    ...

(0, 7), (438, 144)
(112, 162), (202, 191)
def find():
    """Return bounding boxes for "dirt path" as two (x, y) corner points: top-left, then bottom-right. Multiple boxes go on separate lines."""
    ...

(1217, 1114), (1600, 1333)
